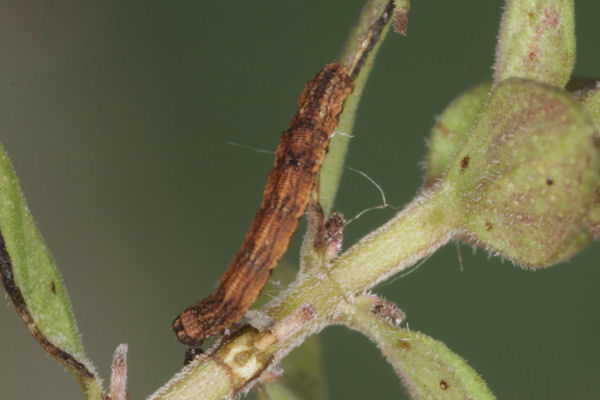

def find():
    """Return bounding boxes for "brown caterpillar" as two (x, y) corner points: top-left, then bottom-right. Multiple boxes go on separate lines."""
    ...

(172, 63), (354, 346)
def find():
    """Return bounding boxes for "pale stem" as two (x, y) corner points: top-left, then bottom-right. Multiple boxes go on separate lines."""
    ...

(148, 1), (419, 398)
(147, 357), (231, 400)
(149, 183), (457, 400)
(269, 183), (457, 320)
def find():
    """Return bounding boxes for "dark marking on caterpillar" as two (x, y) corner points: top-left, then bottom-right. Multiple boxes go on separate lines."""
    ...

(173, 63), (354, 346)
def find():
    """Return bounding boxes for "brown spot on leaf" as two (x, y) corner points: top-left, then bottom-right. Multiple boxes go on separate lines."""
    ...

(543, 7), (560, 28)
(440, 380), (449, 390)
(0, 231), (96, 379)
(546, 178), (554, 186)
(529, 52), (536, 61)
(460, 155), (470, 170)
(435, 121), (452, 138)
(485, 221), (493, 231)
(397, 339), (410, 350)
(50, 281), (56, 294)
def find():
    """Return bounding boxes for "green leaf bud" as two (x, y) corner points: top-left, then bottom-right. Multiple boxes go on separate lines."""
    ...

(494, 0), (575, 87)
(446, 78), (599, 267)
(426, 81), (492, 187)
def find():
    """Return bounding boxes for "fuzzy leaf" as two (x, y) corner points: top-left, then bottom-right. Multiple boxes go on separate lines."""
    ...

(388, 331), (494, 400)
(0, 142), (102, 398)
(572, 81), (600, 239)
(426, 81), (492, 186)
(446, 78), (599, 266)
(494, 0), (575, 87)
(586, 182), (600, 240)
(345, 296), (495, 400)
(578, 80), (600, 129)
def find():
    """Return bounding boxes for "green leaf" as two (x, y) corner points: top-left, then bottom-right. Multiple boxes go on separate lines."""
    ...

(425, 81), (492, 186)
(446, 78), (599, 266)
(0, 142), (102, 398)
(345, 295), (495, 400)
(577, 80), (600, 129)
(393, 331), (495, 400)
(571, 80), (600, 239)
(585, 182), (600, 239)
(494, 0), (575, 87)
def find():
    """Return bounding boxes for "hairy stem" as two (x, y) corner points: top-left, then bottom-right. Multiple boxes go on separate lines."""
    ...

(149, 182), (456, 399)
(148, 1), (413, 398)
(270, 184), (456, 319)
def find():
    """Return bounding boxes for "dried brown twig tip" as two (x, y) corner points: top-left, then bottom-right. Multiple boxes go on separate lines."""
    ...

(347, 1), (395, 79)
(369, 294), (406, 327)
(324, 211), (345, 258)
(393, 0), (410, 35)
(108, 344), (129, 400)
(173, 63), (354, 346)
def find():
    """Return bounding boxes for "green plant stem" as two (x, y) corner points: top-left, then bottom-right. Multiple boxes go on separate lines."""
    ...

(148, 357), (231, 400)
(148, 2), (414, 398)
(149, 184), (457, 400)
(270, 184), (456, 319)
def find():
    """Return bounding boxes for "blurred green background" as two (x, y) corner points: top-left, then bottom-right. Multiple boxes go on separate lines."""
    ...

(1, 1), (599, 399)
